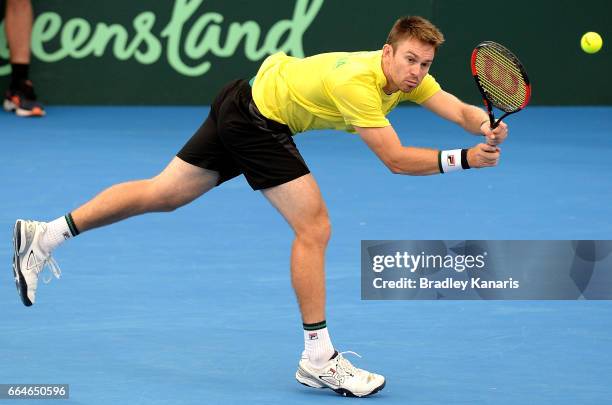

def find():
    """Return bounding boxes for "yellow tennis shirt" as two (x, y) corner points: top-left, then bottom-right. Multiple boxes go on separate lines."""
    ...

(251, 50), (441, 134)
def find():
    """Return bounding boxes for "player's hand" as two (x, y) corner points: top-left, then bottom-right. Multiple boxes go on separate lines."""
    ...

(467, 143), (500, 168)
(480, 120), (508, 146)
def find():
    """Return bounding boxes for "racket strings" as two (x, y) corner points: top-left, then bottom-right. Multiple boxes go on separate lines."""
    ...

(474, 46), (528, 112)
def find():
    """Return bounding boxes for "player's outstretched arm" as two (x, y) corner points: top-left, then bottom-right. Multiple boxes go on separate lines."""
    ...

(422, 90), (508, 146)
(356, 125), (499, 176)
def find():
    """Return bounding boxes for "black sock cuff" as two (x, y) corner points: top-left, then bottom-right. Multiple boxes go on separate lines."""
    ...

(65, 213), (80, 236)
(10, 64), (30, 87)
(303, 320), (327, 331)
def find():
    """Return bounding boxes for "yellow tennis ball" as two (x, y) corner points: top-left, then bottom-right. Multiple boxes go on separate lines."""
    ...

(581, 32), (603, 54)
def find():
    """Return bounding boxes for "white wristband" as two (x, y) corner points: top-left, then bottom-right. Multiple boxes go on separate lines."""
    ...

(440, 149), (463, 173)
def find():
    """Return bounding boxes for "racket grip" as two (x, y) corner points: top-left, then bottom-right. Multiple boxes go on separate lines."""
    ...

(489, 114), (497, 129)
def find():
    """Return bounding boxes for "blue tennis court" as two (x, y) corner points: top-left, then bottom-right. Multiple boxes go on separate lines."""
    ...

(1, 106), (611, 404)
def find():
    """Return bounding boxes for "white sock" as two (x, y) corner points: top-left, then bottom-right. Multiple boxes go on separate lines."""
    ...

(40, 216), (75, 254)
(303, 322), (335, 368)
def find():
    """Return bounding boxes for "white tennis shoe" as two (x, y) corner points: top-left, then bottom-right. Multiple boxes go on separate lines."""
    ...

(12, 219), (61, 306)
(296, 351), (386, 397)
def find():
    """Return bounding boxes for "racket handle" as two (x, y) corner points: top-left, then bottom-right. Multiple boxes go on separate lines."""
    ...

(485, 113), (499, 147)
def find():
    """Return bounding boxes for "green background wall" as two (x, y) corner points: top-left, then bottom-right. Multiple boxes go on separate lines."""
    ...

(0, 0), (609, 105)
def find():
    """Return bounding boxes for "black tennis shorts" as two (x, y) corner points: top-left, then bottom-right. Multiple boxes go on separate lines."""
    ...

(177, 79), (310, 190)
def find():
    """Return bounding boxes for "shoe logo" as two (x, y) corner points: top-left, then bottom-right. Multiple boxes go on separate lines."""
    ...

(62, 231), (71, 240)
(319, 374), (342, 386)
(319, 368), (344, 386)
(308, 332), (318, 340)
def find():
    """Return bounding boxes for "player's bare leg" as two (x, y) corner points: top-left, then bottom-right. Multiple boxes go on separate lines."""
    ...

(262, 174), (330, 325)
(12, 157), (218, 306)
(72, 157), (218, 232)
(5, 0), (32, 64)
(262, 174), (385, 397)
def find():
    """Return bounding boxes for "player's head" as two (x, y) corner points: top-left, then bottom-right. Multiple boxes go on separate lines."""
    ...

(382, 16), (445, 93)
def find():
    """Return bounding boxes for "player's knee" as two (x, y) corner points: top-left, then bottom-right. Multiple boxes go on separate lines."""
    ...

(317, 216), (332, 245)
(390, 163), (405, 174)
(298, 213), (331, 247)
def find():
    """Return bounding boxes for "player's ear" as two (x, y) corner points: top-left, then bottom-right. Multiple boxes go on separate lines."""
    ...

(382, 44), (393, 58)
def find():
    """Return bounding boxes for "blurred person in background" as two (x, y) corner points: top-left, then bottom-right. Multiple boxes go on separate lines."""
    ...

(3, 0), (45, 117)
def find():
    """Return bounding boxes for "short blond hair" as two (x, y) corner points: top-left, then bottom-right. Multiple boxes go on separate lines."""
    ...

(386, 16), (445, 51)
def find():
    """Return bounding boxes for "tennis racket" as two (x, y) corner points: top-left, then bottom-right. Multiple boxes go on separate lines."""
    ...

(471, 41), (531, 130)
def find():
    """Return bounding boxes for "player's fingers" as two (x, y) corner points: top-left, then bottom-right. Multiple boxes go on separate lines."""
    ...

(481, 126), (494, 138)
(479, 153), (497, 165)
(484, 154), (500, 166)
(479, 143), (498, 153)
(495, 132), (507, 142)
(492, 123), (508, 143)
(492, 121), (508, 134)
(487, 154), (500, 164)
(482, 149), (500, 163)
(470, 144), (500, 168)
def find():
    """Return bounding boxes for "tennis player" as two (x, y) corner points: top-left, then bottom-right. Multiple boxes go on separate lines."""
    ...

(12, 16), (507, 397)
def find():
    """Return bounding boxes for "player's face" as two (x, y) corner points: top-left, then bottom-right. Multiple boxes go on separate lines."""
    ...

(382, 37), (435, 93)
